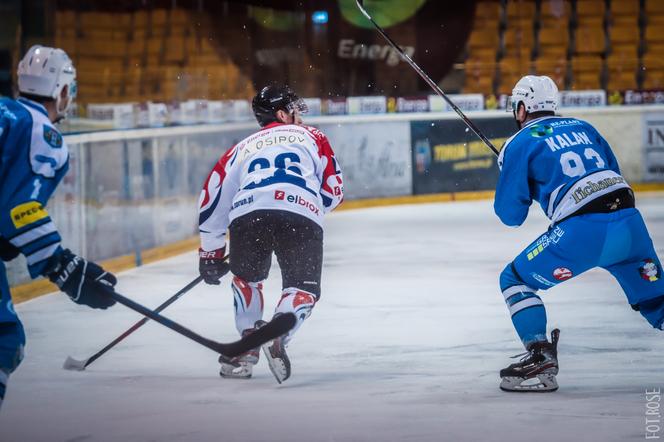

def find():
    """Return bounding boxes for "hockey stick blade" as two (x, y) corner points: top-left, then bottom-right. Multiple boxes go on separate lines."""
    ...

(63, 356), (88, 371)
(108, 290), (296, 359)
(355, 0), (499, 156)
(216, 313), (296, 358)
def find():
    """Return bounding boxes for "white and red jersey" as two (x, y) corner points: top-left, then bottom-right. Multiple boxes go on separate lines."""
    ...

(199, 122), (344, 251)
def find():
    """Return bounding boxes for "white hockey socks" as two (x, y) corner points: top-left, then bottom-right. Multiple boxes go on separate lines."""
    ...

(231, 277), (264, 334)
(274, 287), (317, 345)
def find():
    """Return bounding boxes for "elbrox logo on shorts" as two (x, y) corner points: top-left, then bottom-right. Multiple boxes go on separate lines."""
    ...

(274, 190), (320, 215)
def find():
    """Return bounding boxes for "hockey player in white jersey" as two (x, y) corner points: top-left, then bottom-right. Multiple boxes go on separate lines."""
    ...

(0, 46), (117, 409)
(198, 85), (344, 382)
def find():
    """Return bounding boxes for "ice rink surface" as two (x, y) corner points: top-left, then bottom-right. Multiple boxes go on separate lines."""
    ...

(1, 196), (663, 442)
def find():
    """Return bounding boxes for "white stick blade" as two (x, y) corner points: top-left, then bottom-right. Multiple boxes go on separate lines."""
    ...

(62, 356), (88, 371)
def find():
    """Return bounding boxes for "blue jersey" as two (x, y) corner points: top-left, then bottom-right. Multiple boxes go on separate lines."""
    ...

(494, 116), (629, 226)
(0, 97), (69, 278)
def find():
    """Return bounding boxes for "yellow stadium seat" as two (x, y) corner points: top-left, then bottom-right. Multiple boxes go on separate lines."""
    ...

(643, 70), (664, 89)
(506, 0), (536, 21)
(469, 28), (500, 49)
(643, 53), (664, 70)
(577, 0), (606, 17)
(575, 26), (607, 54)
(538, 27), (570, 57)
(540, 0), (571, 28)
(645, 15), (664, 43)
(611, 0), (640, 16)
(572, 71), (602, 89)
(572, 54), (604, 71)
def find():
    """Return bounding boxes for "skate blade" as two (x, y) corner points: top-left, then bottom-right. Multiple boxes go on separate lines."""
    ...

(500, 373), (558, 392)
(261, 344), (289, 384)
(219, 363), (253, 379)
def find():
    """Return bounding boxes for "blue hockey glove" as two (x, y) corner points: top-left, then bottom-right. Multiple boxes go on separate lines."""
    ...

(47, 249), (117, 309)
(0, 237), (20, 262)
(199, 248), (229, 285)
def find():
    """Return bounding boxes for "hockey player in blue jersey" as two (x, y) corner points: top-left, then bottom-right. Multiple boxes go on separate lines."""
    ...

(495, 75), (664, 392)
(0, 46), (117, 409)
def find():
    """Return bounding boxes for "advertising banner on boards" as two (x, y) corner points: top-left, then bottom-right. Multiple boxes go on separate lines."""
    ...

(411, 117), (515, 194)
(319, 121), (412, 199)
(642, 112), (664, 181)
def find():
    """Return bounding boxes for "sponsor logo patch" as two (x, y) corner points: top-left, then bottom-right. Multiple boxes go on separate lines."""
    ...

(530, 272), (555, 287)
(231, 195), (253, 210)
(527, 226), (565, 261)
(274, 190), (320, 215)
(10, 201), (48, 228)
(553, 267), (573, 281)
(639, 258), (661, 282)
(529, 124), (553, 138)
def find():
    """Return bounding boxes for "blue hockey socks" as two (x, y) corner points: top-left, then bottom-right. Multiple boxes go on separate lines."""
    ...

(500, 263), (548, 347)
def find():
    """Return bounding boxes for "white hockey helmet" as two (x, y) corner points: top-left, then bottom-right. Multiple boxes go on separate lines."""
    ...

(509, 75), (558, 114)
(17, 45), (77, 119)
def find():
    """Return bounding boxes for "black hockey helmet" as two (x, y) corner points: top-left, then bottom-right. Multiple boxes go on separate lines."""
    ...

(252, 84), (308, 127)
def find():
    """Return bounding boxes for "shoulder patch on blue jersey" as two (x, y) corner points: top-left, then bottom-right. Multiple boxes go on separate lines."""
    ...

(43, 125), (63, 148)
(529, 123), (553, 138)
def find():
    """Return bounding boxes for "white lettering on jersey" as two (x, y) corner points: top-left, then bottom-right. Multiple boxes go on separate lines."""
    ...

(545, 131), (593, 152)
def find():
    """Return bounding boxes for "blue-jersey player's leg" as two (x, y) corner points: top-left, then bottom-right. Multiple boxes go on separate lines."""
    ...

(0, 263), (26, 410)
(499, 215), (608, 391)
(600, 208), (664, 329)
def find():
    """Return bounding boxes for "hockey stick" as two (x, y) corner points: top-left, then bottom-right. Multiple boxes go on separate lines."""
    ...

(355, 0), (499, 157)
(93, 289), (295, 360)
(63, 275), (204, 371)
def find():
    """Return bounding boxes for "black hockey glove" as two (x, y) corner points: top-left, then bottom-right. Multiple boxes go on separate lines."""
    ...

(47, 249), (117, 310)
(199, 248), (229, 285)
(0, 236), (20, 262)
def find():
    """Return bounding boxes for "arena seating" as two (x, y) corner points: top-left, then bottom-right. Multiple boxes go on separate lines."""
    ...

(55, 8), (254, 105)
(464, 0), (652, 95)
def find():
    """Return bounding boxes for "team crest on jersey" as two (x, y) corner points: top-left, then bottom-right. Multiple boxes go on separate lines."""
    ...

(43, 125), (63, 148)
(529, 124), (553, 138)
(639, 258), (661, 282)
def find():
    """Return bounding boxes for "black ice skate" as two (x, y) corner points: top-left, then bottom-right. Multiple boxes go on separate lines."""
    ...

(500, 329), (560, 392)
(219, 328), (260, 379)
(258, 318), (291, 384)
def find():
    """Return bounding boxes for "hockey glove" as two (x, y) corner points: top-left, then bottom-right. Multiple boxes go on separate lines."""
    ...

(199, 248), (229, 285)
(0, 237), (20, 262)
(47, 249), (117, 309)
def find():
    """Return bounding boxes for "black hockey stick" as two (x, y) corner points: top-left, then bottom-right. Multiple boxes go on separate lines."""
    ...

(63, 275), (204, 371)
(355, 0), (499, 157)
(97, 289), (295, 359)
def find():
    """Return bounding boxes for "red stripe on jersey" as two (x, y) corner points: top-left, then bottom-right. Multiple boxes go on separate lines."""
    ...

(200, 145), (236, 210)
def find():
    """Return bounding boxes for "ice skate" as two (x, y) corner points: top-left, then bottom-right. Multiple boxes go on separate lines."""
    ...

(219, 328), (260, 379)
(257, 319), (291, 384)
(500, 329), (560, 392)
